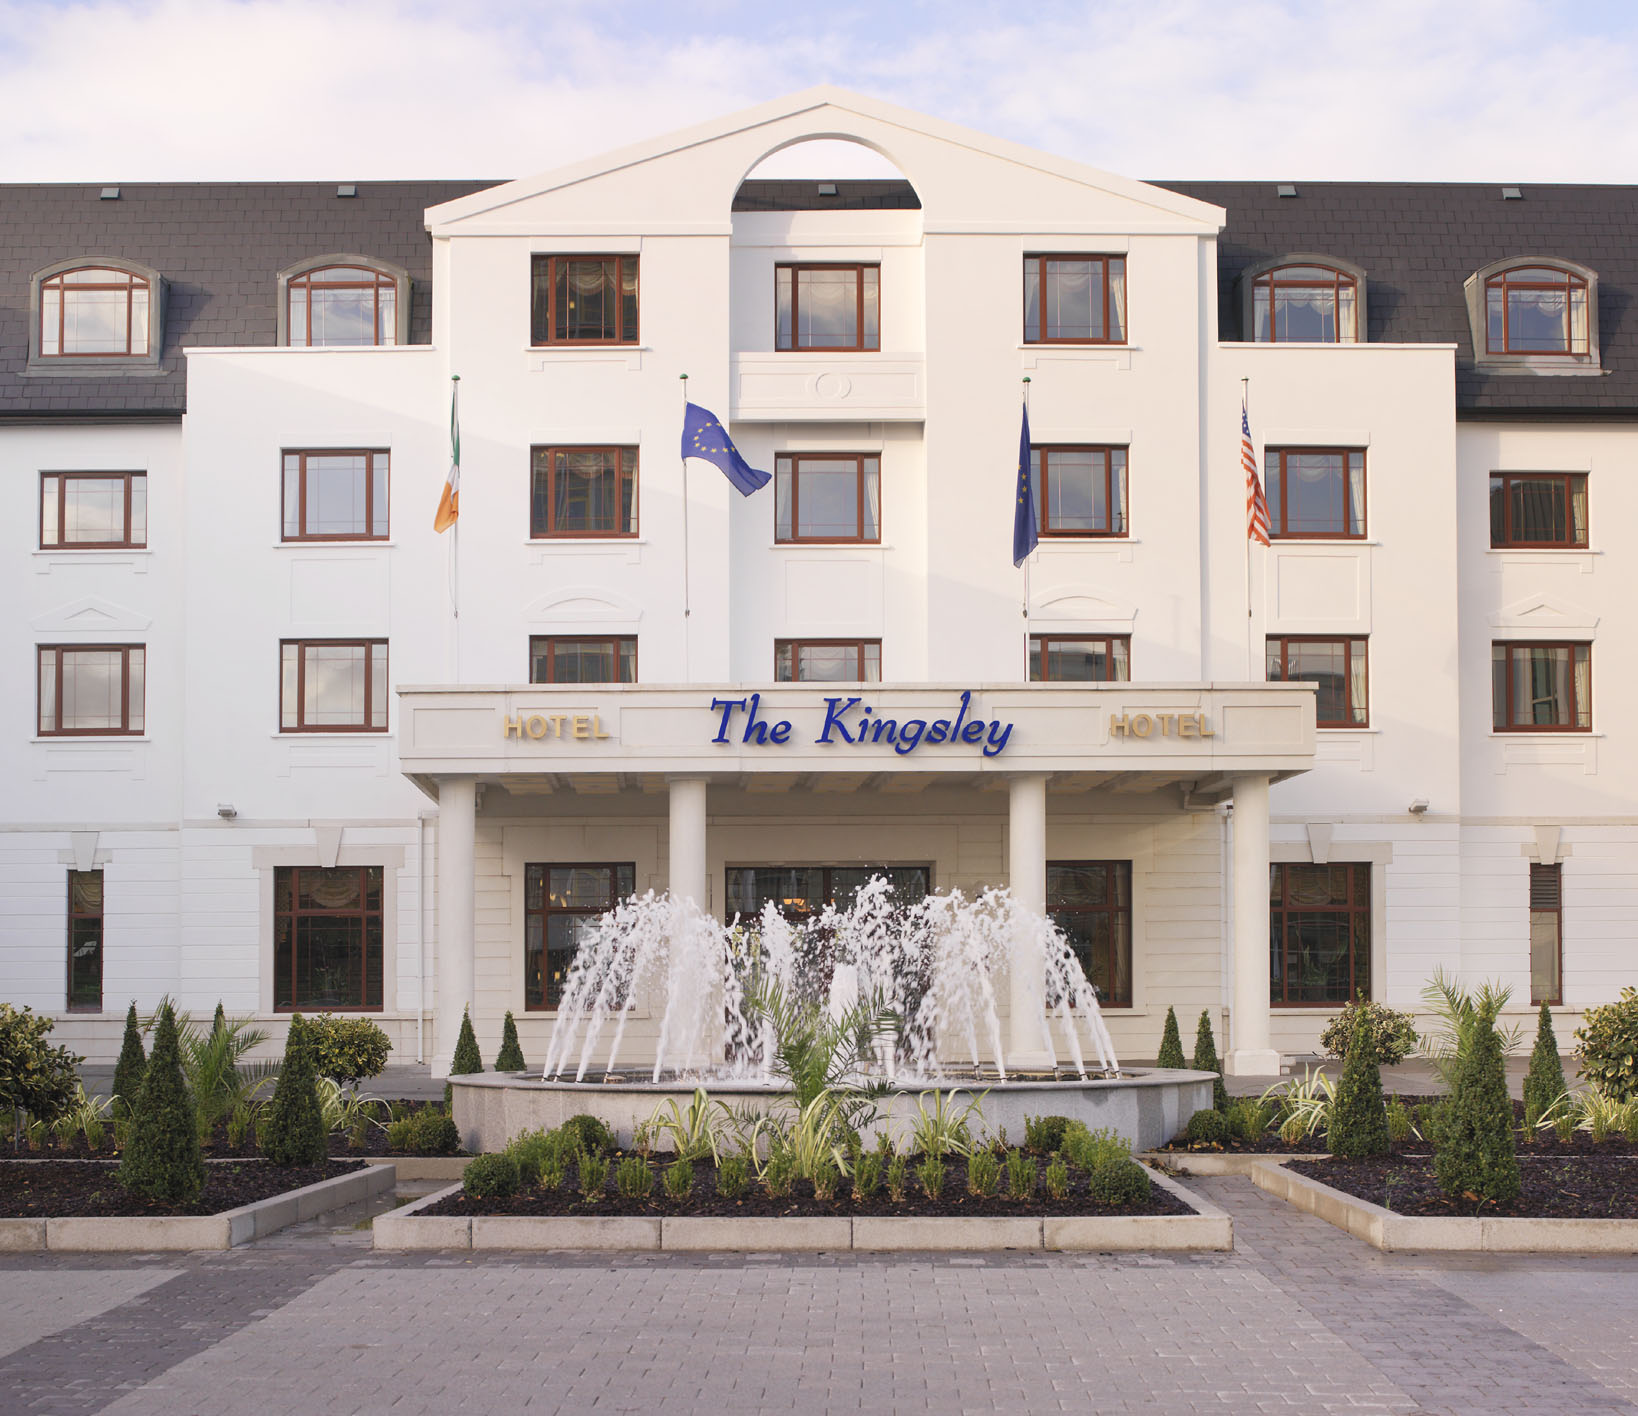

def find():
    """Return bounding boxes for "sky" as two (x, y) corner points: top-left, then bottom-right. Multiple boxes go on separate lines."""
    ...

(3, 0), (1638, 184)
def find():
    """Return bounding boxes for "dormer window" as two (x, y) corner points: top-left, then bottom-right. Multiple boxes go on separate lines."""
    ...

(33, 263), (160, 364)
(1249, 262), (1359, 343)
(277, 256), (410, 347)
(1485, 265), (1588, 355)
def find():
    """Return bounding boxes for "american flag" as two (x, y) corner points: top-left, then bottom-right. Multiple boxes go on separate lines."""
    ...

(1241, 401), (1271, 546)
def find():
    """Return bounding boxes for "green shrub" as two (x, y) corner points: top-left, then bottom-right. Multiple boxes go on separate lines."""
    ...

(1185, 1108), (1229, 1145)
(1005, 1150), (1036, 1200)
(1064, 1124), (1130, 1171)
(261, 1015), (327, 1167)
(965, 1149), (1001, 1197)
(385, 1117), (413, 1152)
(1413, 1101), (1444, 1146)
(1087, 1158), (1150, 1206)
(226, 1101), (253, 1149)
(1524, 1001), (1568, 1123)
(1023, 1114), (1071, 1154)
(915, 1153), (945, 1199)
(851, 1150), (882, 1200)
(1192, 1010), (1229, 1112)
(1156, 1006), (1186, 1070)
(811, 1156), (839, 1201)
(303, 1016), (392, 1085)
(1435, 1002), (1521, 1206)
(1226, 1099), (1272, 1142)
(118, 1003), (204, 1204)
(1574, 989), (1638, 1102)
(406, 1108), (459, 1156)
(451, 1008), (483, 1076)
(884, 1153), (909, 1202)
(577, 1149), (609, 1201)
(615, 1155), (653, 1199)
(1385, 1098), (1413, 1145)
(1327, 1013), (1391, 1159)
(494, 1011), (526, 1072)
(1042, 1156), (1069, 1201)
(1553, 1111), (1576, 1144)
(664, 1158), (695, 1201)
(560, 1114), (615, 1156)
(764, 1150), (796, 1198)
(1319, 998), (1418, 1067)
(0, 1002), (82, 1130)
(111, 1003), (147, 1119)
(463, 1152), (520, 1199)
(506, 1128), (555, 1187)
(716, 1153), (750, 1199)
(348, 1117), (370, 1152)
(540, 1157), (566, 1191)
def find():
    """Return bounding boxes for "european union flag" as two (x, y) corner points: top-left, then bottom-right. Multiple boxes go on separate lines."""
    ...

(1012, 403), (1037, 567)
(681, 402), (770, 496)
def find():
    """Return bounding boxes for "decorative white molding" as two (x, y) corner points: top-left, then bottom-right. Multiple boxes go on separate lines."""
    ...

(29, 595), (153, 635)
(1489, 592), (1599, 636)
(522, 585), (644, 626)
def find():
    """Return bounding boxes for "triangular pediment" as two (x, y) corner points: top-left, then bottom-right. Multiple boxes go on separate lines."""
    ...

(1490, 592), (1598, 635)
(31, 596), (152, 635)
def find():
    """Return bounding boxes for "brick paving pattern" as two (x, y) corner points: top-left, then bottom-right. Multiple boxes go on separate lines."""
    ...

(0, 1178), (1633, 1414)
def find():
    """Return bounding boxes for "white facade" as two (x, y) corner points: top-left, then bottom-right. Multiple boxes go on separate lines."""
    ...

(3, 89), (1630, 1072)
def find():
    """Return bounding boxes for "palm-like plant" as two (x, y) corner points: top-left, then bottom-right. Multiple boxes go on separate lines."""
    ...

(747, 978), (896, 1130)
(1417, 969), (1523, 1089)
(145, 997), (276, 1135)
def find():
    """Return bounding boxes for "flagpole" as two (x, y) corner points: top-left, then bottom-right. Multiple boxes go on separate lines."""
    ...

(1021, 377), (1032, 683)
(679, 373), (691, 681)
(1242, 377), (1252, 683)
(449, 374), (461, 682)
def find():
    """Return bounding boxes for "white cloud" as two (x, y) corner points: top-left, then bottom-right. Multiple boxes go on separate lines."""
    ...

(3, 0), (1637, 181)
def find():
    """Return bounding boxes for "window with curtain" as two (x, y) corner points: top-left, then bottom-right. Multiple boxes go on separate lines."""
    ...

(1047, 861), (1132, 1006)
(1266, 637), (1368, 727)
(1023, 255), (1126, 343)
(1029, 446), (1128, 536)
(530, 447), (638, 537)
(524, 864), (636, 1009)
(1489, 473), (1588, 548)
(774, 639), (882, 683)
(274, 866), (383, 1010)
(775, 455), (880, 542)
(1029, 635), (1130, 682)
(775, 265), (879, 351)
(1270, 863), (1371, 1005)
(529, 636), (637, 684)
(530, 255), (639, 345)
(725, 866), (930, 927)
(67, 869), (103, 1011)
(1485, 265), (1589, 354)
(1529, 862), (1562, 1006)
(1267, 449), (1365, 538)
(1251, 264), (1359, 343)
(1491, 642), (1591, 731)
(38, 645), (145, 735)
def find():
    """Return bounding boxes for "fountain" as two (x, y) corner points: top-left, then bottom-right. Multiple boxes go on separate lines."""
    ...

(453, 878), (1215, 1152)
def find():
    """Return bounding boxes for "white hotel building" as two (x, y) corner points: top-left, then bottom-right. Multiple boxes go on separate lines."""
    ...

(3, 89), (1632, 1075)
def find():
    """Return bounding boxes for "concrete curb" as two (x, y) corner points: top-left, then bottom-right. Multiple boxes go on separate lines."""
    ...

(1251, 1159), (1638, 1253)
(372, 1168), (1232, 1252)
(1140, 1151), (1324, 1177)
(362, 1156), (469, 1181)
(3, 1164), (396, 1252)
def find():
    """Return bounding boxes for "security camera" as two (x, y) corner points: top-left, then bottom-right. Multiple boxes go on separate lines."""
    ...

(1408, 799), (1429, 816)
(217, 804), (238, 819)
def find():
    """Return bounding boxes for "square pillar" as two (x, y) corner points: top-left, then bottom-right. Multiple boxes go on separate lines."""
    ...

(1226, 773), (1280, 1077)
(667, 776), (709, 910)
(433, 777), (476, 1077)
(1007, 772), (1053, 1068)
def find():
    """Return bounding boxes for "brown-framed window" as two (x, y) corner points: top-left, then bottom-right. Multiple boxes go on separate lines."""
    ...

(1030, 635), (1130, 682)
(39, 267), (150, 357)
(775, 639), (881, 683)
(530, 255), (638, 346)
(1530, 862), (1563, 1007)
(529, 636), (637, 684)
(1267, 450), (1365, 538)
(38, 645), (145, 736)
(725, 865), (930, 926)
(1029, 446), (1128, 536)
(1266, 637), (1368, 728)
(1023, 255), (1126, 344)
(1252, 264), (1358, 343)
(281, 451), (388, 541)
(775, 454), (880, 542)
(40, 472), (146, 549)
(1047, 861), (1131, 1007)
(1489, 473), (1588, 548)
(1486, 266), (1589, 355)
(776, 264), (879, 351)
(273, 866), (383, 1011)
(1492, 642), (1591, 732)
(286, 265), (398, 347)
(1270, 863), (1370, 1006)
(67, 869), (103, 1012)
(280, 640), (388, 733)
(530, 447), (637, 537)
(525, 863), (636, 1009)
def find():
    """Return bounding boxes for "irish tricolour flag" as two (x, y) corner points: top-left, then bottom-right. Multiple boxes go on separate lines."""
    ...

(434, 377), (460, 533)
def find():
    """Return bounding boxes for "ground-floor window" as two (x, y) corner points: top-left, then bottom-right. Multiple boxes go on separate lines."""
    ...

(67, 869), (103, 1010)
(1530, 862), (1562, 1006)
(274, 866), (384, 1010)
(1047, 861), (1132, 1006)
(525, 864), (635, 1009)
(724, 865), (930, 925)
(1270, 863), (1369, 1005)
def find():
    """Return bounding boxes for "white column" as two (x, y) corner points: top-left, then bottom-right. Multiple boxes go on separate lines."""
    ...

(1007, 773), (1054, 1068)
(667, 777), (708, 909)
(666, 776), (714, 1070)
(433, 776), (476, 1077)
(1226, 773), (1280, 1076)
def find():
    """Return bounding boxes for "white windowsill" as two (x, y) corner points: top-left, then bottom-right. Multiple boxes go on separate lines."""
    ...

(1270, 540), (1381, 548)
(1035, 537), (1139, 548)
(33, 547), (153, 557)
(32, 736), (150, 744)
(272, 541), (396, 549)
(768, 542), (893, 551)
(1484, 547), (1599, 556)
(1489, 731), (1602, 739)
(1316, 726), (1380, 734)
(1014, 343), (1137, 353)
(524, 538), (647, 547)
(270, 731), (393, 740)
(523, 345), (651, 355)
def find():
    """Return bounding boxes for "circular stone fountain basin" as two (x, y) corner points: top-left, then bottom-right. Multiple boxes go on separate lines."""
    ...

(450, 1068), (1218, 1156)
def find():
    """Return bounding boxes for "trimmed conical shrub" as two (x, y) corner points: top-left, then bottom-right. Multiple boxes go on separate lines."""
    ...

(211, 1002), (226, 1036)
(111, 1002), (147, 1119)
(1192, 1010), (1230, 1112)
(1157, 1007), (1186, 1070)
(1435, 1004), (1520, 1205)
(1327, 1013), (1391, 1158)
(1523, 1001), (1567, 1127)
(451, 1007), (483, 1075)
(494, 1010), (526, 1072)
(118, 1002), (204, 1203)
(261, 1014), (327, 1166)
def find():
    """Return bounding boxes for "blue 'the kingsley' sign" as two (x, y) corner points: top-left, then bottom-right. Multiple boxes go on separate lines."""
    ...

(709, 689), (1014, 758)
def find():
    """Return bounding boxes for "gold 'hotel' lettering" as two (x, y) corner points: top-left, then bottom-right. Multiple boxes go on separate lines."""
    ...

(504, 713), (611, 741)
(1109, 712), (1214, 739)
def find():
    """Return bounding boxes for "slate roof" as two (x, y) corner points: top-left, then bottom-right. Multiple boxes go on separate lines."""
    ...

(5, 176), (1635, 419)
(0, 181), (500, 420)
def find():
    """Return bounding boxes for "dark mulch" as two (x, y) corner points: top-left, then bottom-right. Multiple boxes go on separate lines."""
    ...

(1289, 1153), (1638, 1219)
(425, 1154), (1192, 1220)
(1156, 1094), (1445, 1155)
(0, 1159), (367, 1218)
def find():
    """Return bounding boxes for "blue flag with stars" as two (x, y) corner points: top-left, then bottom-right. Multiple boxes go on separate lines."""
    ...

(1012, 403), (1037, 567)
(681, 402), (770, 496)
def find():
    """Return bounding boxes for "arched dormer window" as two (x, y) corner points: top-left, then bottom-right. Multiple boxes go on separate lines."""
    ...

(276, 255), (411, 347)
(29, 258), (165, 370)
(1242, 256), (1365, 343)
(1464, 257), (1600, 373)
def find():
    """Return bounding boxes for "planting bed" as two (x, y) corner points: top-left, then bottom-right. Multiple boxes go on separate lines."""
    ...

(1288, 1153), (1638, 1220)
(0, 1158), (368, 1218)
